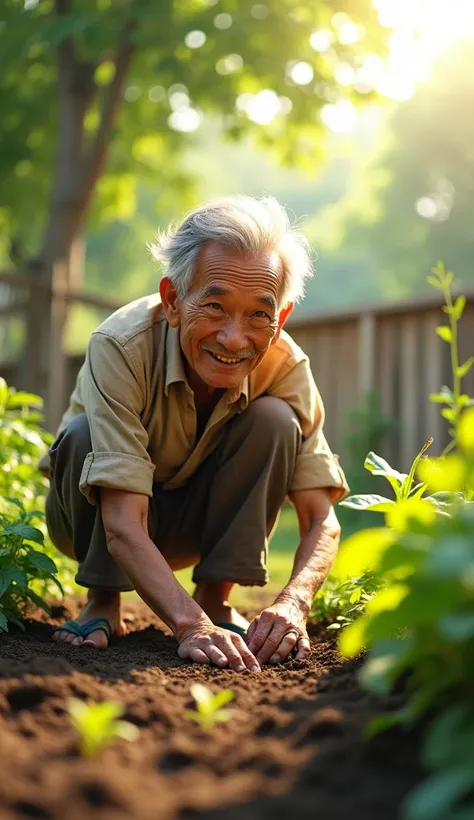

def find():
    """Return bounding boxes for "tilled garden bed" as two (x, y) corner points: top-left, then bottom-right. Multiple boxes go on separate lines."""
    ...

(0, 599), (422, 820)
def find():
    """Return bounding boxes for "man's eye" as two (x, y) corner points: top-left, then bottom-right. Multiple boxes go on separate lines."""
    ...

(253, 310), (271, 320)
(206, 303), (222, 311)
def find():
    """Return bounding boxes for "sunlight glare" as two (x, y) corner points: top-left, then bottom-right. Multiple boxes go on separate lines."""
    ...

(371, 0), (474, 100)
(320, 100), (357, 134)
(245, 90), (281, 125)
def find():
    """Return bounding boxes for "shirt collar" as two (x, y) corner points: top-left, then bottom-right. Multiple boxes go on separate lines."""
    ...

(164, 322), (249, 407)
(164, 324), (187, 396)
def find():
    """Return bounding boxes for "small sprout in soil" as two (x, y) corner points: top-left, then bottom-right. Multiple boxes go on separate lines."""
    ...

(67, 698), (139, 758)
(186, 684), (235, 729)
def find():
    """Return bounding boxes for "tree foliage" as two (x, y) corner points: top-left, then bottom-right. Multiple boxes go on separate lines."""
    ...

(0, 0), (385, 263)
(314, 41), (474, 303)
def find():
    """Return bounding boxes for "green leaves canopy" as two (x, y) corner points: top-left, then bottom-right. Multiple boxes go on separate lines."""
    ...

(0, 0), (385, 260)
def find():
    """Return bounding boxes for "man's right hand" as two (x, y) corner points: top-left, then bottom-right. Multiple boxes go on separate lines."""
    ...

(177, 620), (261, 672)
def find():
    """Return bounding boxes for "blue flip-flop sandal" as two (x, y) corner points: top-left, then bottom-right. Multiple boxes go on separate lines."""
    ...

(53, 617), (112, 646)
(215, 622), (247, 639)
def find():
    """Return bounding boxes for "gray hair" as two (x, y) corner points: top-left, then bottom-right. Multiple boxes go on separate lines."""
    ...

(149, 195), (313, 306)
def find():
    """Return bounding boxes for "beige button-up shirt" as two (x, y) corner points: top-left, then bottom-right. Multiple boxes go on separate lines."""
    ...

(40, 294), (348, 503)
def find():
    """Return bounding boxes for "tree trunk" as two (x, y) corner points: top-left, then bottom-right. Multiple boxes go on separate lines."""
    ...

(22, 5), (134, 428)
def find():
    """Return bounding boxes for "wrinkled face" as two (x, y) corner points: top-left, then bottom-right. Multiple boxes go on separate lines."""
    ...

(160, 241), (292, 392)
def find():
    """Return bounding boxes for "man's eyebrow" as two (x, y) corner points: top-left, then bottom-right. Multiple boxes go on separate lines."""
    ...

(200, 285), (230, 299)
(257, 294), (277, 311)
(200, 285), (277, 312)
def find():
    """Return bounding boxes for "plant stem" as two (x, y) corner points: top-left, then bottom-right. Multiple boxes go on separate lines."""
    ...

(441, 283), (461, 456)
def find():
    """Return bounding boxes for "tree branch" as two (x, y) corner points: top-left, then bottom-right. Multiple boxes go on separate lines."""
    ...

(80, 22), (135, 206)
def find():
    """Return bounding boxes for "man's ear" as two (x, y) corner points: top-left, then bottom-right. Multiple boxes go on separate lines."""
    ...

(159, 277), (181, 328)
(271, 302), (294, 345)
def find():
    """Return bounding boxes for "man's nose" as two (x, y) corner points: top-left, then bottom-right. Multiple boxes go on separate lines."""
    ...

(216, 319), (248, 352)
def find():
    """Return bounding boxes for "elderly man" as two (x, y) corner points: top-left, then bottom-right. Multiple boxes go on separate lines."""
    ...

(42, 195), (347, 672)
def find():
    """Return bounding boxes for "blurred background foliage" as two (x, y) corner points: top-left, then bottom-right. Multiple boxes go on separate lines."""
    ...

(2, 1), (474, 353)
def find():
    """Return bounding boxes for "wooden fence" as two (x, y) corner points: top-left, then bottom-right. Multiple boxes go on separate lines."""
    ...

(1, 269), (473, 471)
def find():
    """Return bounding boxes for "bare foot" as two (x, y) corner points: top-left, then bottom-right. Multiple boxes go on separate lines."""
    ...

(193, 582), (250, 633)
(52, 590), (126, 649)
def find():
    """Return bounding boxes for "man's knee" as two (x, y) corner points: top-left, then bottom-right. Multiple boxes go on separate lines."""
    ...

(242, 396), (302, 444)
(50, 413), (91, 465)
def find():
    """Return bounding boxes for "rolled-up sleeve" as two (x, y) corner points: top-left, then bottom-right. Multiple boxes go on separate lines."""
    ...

(78, 332), (155, 503)
(268, 358), (349, 502)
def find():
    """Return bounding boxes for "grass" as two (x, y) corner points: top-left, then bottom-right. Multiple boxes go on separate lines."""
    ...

(174, 503), (299, 609)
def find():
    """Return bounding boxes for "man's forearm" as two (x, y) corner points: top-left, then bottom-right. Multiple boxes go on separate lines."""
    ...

(277, 503), (341, 616)
(107, 525), (209, 639)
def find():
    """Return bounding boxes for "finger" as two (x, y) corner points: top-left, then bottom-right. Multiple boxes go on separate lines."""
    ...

(256, 622), (292, 665)
(189, 647), (211, 665)
(247, 614), (275, 656)
(245, 617), (259, 644)
(295, 636), (311, 660)
(268, 632), (299, 664)
(231, 635), (261, 672)
(207, 645), (229, 668)
(215, 635), (249, 672)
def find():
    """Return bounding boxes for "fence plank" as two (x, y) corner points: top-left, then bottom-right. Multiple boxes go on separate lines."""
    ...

(399, 316), (420, 469)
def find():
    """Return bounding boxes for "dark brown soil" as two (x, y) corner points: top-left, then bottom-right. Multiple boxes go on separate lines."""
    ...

(0, 599), (423, 820)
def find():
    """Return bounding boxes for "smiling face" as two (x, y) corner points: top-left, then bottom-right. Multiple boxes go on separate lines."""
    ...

(160, 241), (293, 393)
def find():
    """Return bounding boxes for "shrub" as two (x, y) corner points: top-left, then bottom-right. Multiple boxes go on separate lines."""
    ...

(0, 378), (76, 629)
(338, 410), (474, 820)
(0, 498), (61, 631)
(309, 572), (381, 631)
(332, 265), (474, 820)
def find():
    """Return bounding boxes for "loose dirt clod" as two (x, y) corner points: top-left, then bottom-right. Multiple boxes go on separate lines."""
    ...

(0, 599), (422, 820)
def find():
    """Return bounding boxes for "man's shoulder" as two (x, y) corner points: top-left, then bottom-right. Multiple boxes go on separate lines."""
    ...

(250, 328), (309, 394)
(272, 328), (308, 365)
(92, 294), (166, 349)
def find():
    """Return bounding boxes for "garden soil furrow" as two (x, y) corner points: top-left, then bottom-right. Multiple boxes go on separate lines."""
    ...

(0, 600), (422, 820)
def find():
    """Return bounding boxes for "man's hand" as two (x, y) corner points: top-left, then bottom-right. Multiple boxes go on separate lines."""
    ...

(177, 619), (261, 672)
(246, 598), (310, 665)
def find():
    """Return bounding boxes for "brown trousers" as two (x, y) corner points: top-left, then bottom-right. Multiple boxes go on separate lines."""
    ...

(45, 396), (301, 592)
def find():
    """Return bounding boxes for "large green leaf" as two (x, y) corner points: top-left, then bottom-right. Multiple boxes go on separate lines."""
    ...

(0, 567), (19, 597)
(2, 523), (44, 544)
(27, 550), (57, 575)
(403, 768), (474, 820)
(0, 608), (8, 632)
(24, 588), (51, 614)
(438, 613), (474, 643)
(339, 494), (395, 512)
(6, 391), (43, 410)
(335, 527), (398, 577)
(364, 452), (408, 485)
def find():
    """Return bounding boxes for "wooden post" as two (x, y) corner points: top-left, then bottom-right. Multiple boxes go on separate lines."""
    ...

(358, 312), (376, 402)
(45, 260), (69, 433)
(400, 317), (419, 468)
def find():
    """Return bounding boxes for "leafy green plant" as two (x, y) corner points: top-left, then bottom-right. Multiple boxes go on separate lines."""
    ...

(338, 439), (455, 518)
(337, 410), (474, 820)
(310, 572), (381, 631)
(338, 390), (398, 536)
(185, 684), (235, 729)
(330, 271), (474, 819)
(0, 377), (78, 618)
(67, 699), (139, 758)
(428, 262), (474, 455)
(0, 498), (63, 632)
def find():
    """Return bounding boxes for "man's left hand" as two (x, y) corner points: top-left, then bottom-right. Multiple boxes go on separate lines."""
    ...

(246, 598), (311, 664)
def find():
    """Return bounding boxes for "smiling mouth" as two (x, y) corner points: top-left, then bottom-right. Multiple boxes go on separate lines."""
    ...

(205, 350), (247, 365)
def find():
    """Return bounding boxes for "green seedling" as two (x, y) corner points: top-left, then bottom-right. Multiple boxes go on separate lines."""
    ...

(427, 262), (474, 455)
(185, 684), (235, 729)
(67, 698), (139, 757)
